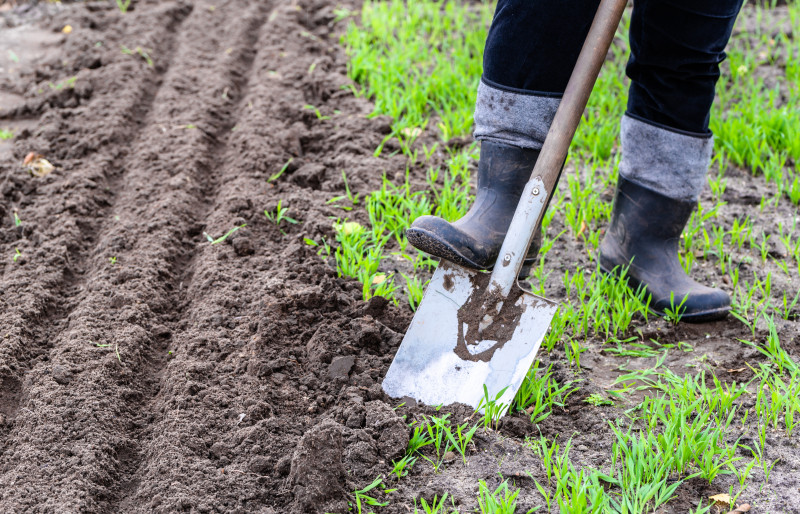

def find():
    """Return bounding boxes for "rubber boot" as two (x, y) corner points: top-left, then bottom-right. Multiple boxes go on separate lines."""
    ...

(407, 141), (542, 270)
(599, 177), (730, 322)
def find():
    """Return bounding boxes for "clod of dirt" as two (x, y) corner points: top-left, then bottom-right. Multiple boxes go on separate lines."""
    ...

(306, 324), (343, 364)
(275, 455), (292, 477)
(365, 400), (409, 460)
(352, 316), (382, 349)
(328, 355), (355, 379)
(231, 234), (255, 256)
(291, 162), (326, 190)
(287, 418), (347, 513)
(247, 455), (273, 474)
(51, 365), (72, 385)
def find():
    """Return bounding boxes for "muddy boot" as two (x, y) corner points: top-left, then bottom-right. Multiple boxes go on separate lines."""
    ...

(407, 141), (542, 270)
(599, 177), (730, 322)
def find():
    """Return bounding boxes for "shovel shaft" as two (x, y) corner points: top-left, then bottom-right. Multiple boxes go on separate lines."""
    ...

(486, 0), (628, 299)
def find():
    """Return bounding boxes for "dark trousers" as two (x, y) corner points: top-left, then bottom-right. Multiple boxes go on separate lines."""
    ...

(482, 0), (744, 135)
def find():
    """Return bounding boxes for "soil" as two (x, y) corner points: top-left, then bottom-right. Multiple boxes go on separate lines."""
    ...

(0, 1), (798, 513)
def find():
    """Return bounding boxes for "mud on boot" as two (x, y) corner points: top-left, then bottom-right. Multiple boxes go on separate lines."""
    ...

(407, 141), (542, 271)
(599, 177), (730, 322)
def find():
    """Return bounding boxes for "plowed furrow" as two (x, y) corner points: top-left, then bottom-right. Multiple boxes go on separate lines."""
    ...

(0, 1), (190, 438)
(0, 2), (268, 511)
(116, 3), (384, 511)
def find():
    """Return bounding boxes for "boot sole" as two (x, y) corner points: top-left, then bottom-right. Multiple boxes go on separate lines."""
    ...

(407, 227), (485, 269)
(407, 227), (537, 275)
(598, 263), (730, 323)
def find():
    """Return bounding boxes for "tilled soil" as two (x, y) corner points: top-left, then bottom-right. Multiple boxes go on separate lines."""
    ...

(1, 1), (798, 513)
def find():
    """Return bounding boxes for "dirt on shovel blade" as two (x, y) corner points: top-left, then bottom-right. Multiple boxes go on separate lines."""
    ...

(1, 0), (799, 513)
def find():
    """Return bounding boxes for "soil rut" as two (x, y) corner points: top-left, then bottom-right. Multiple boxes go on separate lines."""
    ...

(1, 0), (407, 512)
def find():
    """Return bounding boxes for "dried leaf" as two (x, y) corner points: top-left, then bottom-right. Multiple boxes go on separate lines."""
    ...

(26, 158), (55, 177)
(727, 367), (746, 373)
(709, 493), (731, 505)
(400, 127), (422, 138)
(335, 221), (363, 236)
(576, 220), (587, 239)
(371, 274), (386, 285)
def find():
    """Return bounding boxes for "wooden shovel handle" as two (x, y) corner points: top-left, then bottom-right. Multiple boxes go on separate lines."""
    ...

(535, 0), (629, 193)
(486, 0), (628, 299)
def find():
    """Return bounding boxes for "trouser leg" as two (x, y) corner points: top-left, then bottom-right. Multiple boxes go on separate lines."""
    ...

(620, 0), (743, 201)
(474, 0), (600, 150)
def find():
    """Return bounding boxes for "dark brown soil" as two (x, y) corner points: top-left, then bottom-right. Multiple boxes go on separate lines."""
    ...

(0, 1), (798, 513)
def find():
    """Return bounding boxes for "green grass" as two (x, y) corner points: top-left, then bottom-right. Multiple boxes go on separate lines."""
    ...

(116, 0), (132, 13)
(344, 0), (493, 153)
(331, 1), (800, 511)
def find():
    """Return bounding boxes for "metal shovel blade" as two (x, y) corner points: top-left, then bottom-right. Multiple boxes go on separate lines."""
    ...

(382, 260), (558, 410)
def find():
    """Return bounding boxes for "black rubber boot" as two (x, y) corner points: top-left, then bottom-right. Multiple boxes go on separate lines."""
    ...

(407, 141), (541, 270)
(599, 177), (730, 322)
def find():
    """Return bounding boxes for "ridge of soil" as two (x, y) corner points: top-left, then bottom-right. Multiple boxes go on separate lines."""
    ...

(1, 1), (798, 513)
(0, 1), (411, 511)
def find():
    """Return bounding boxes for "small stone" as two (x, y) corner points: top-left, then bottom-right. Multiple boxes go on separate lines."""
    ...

(443, 451), (456, 462)
(328, 356), (355, 379)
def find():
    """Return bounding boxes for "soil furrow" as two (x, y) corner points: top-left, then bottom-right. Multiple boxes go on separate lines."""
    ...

(0, 0), (191, 449)
(110, 1), (272, 510)
(0, 2), (269, 511)
(115, 2), (410, 512)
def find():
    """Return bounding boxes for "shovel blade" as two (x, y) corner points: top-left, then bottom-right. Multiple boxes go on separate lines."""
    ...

(383, 260), (558, 411)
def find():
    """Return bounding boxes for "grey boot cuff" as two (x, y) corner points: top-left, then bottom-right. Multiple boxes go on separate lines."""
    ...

(619, 114), (713, 202)
(473, 79), (560, 150)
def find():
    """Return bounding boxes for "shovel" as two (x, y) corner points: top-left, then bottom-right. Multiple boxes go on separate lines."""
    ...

(382, 0), (629, 411)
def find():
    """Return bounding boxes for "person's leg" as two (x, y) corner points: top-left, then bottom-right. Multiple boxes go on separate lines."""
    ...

(600, 0), (743, 321)
(475, 0), (601, 150)
(407, 0), (599, 270)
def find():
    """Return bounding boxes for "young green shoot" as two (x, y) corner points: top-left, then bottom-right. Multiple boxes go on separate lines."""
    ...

(265, 200), (300, 234)
(352, 476), (389, 514)
(204, 223), (246, 244)
(121, 45), (154, 67)
(269, 158), (293, 182)
(476, 385), (510, 430)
